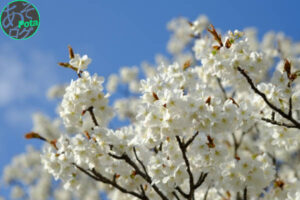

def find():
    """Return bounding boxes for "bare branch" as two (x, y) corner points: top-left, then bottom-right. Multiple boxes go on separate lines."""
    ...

(231, 131), (246, 160)
(261, 117), (298, 128)
(232, 132), (239, 159)
(184, 131), (199, 148)
(289, 97), (293, 117)
(216, 77), (227, 100)
(133, 147), (149, 176)
(203, 185), (211, 200)
(173, 191), (180, 200)
(194, 172), (208, 189)
(243, 187), (247, 200)
(175, 186), (189, 199)
(91, 168), (146, 199)
(73, 163), (101, 181)
(140, 185), (149, 200)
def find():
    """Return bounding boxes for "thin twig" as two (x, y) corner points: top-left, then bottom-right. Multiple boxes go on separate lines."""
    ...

(82, 106), (99, 126)
(173, 191), (180, 200)
(140, 185), (149, 200)
(203, 185), (211, 200)
(289, 97), (293, 117)
(243, 187), (247, 200)
(90, 168), (146, 199)
(261, 118), (298, 128)
(185, 131), (199, 148)
(73, 163), (100, 181)
(108, 152), (169, 200)
(237, 67), (300, 129)
(267, 152), (279, 178)
(194, 172), (208, 188)
(133, 147), (149, 176)
(232, 133), (239, 158)
(176, 136), (195, 200)
(73, 163), (145, 199)
(232, 130), (247, 159)
(58, 62), (82, 78)
(176, 134), (208, 200)
(175, 186), (189, 198)
(216, 77), (227, 100)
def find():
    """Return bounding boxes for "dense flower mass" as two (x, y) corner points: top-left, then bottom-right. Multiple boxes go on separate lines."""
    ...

(3, 14), (300, 200)
(60, 71), (114, 131)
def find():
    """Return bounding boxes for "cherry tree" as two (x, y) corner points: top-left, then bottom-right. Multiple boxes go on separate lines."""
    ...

(2, 15), (300, 200)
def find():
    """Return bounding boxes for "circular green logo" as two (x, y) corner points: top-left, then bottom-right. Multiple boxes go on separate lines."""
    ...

(0, 0), (40, 40)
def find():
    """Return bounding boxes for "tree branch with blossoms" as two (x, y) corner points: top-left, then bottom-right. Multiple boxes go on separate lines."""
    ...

(12, 15), (300, 200)
(175, 132), (208, 200)
(237, 66), (300, 129)
(74, 163), (149, 200)
(108, 151), (169, 200)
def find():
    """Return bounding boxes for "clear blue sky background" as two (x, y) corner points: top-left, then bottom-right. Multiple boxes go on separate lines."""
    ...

(1, 0), (300, 198)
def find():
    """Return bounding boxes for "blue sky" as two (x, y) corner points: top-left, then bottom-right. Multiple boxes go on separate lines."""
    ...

(1, 0), (300, 198)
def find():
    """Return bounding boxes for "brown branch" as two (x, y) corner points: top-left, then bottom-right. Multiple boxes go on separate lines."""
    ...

(25, 132), (58, 150)
(232, 125), (253, 160)
(176, 136), (195, 199)
(82, 106), (99, 126)
(237, 192), (242, 200)
(232, 132), (246, 160)
(289, 97), (293, 117)
(271, 111), (275, 121)
(216, 77), (227, 100)
(203, 185), (211, 200)
(73, 163), (100, 180)
(207, 24), (223, 48)
(108, 152), (169, 200)
(25, 132), (47, 141)
(261, 118), (298, 128)
(140, 185), (149, 200)
(232, 132), (239, 159)
(91, 168), (146, 199)
(194, 172), (208, 189)
(237, 67), (300, 129)
(176, 134), (207, 200)
(133, 147), (149, 176)
(73, 163), (145, 199)
(175, 186), (189, 199)
(172, 191), (180, 200)
(58, 62), (82, 78)
(184, 131), (199, 148)
(68, 45), (75, 59)
(243, 187), (247, 200)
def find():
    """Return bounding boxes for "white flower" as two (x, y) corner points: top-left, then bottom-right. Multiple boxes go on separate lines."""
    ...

(106, 74), (119, 93)
(47, 84), (67, 99)
(11, 186), (25, 199)
(120, 66), (139, 83)
(191, 15), (209, 35)
(129, 80), (140, 93)
(69, 54), (92, 72)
